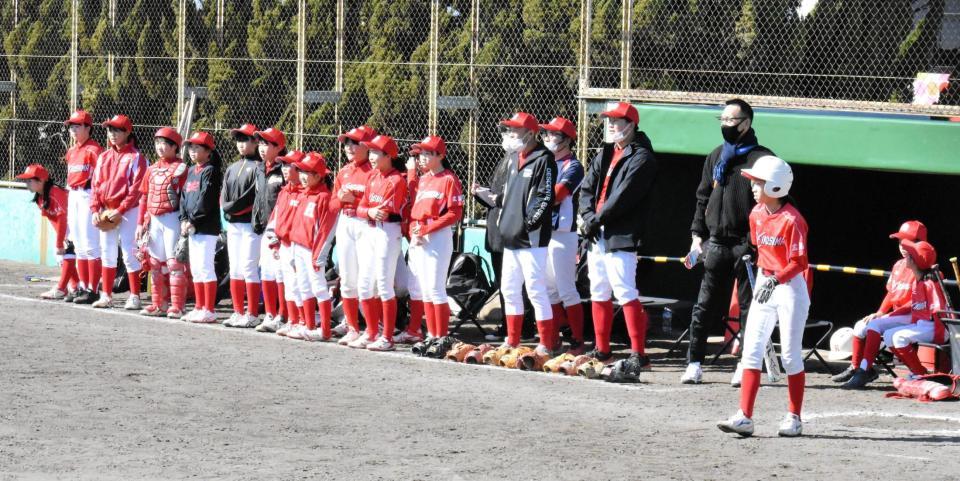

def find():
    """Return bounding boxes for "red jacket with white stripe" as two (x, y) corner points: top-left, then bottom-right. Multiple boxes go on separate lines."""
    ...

(37, 185), (69, 250)
(91, 143), (147, 215)
(65, 139), (103, 189)
(289, 184), (337, 268)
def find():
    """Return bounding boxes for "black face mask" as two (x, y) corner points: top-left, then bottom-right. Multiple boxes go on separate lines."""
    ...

(721, 124), (742, 144)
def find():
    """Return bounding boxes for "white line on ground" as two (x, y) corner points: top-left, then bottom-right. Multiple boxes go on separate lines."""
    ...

(0, 292), (687, 394)
(806, 410), (960, 424)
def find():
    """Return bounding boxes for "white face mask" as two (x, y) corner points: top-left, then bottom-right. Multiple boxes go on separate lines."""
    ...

(502, 134), (525, 153)
(609, 129), (628, 143)
(544, 140), (560, 153)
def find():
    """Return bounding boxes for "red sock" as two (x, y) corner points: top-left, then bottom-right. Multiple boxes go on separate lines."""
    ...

(57, 259), (76, 291)
(128, 270), (142, 296)
(360, 298), (381, 338)
(203, 281), (217, 311)
(277, 282), (287, 318)
(286, 301), (301, 324)
(551, 303), (566, 346)
(89, 259), (102, 293)
(193, 282), (205, 310)
(229, 279), (245, 314)
(101, 266), (117, 296)
(319, 299), (332, 338)
(850, 335), (864, 369)
(423, 302), (436, 337)
(537, 319), (554, 350)
(407, 299), (424, 336)
(342, 297), (360, 332)
(76, 259), (89, 290)
(566, 303), (584, 342)
(739, 368), (762, 418)
(787, 372), (805, 416)
(861, 330), (883, 370)
(622, 299), (648, 355)
(506, 314), (524, 347)
(261, 280), (278, 316)
(303, 298), (318, 329)
(591, 299), (614, 353)
(382, 298), (398, 342)
(893, 346), (928, 375)
(245, 282), (261, 316)
(434, 302), (450, 337)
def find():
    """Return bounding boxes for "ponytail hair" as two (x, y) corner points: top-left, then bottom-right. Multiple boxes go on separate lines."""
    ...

(31, 179), (55, 210)
(391, 155), (406, 173)
(441, 156), (452, 171)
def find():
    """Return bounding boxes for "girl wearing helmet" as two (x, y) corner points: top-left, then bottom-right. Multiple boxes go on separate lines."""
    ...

(717, 155), (810, 438)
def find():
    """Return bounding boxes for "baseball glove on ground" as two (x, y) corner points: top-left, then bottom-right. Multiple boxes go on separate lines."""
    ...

(499, 346), (534, 369)
(463, 344), (494, 364)
(518, 350), (551, 371)
(444, 342), (477, 362)
(577, 358), (607, 379)
(483, 345), (514, 366)
(543, 353), (577, 373)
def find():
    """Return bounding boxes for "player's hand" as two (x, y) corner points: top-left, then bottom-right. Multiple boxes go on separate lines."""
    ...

(367, 207), (386, 221)
(56, 247), (66, 256)
(754, 277), (779, 304)
(406, 157), (416, 171)
(411, 224), (421, 236)
(863, 312), (879, 322)
(91, 212), (101, 227)
(135, 226), (145, 242)
(107, 210), (121, 223)
(690, 235), (703, 255)
(338, 188), (356, 203)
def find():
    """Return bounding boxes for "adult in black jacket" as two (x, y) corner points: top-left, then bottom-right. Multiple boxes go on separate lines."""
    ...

(220, 123), (264, 327)
(489, 112), (557, 353)
(681, 98), (774, 385)
(179, 131), (223, 324)
(579, 101), (658, 369)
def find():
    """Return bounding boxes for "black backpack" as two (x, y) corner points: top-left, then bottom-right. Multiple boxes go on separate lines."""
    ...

(446, 248), (494, 317)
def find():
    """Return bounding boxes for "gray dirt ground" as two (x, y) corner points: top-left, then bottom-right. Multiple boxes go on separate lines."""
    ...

(0, 260), (958, 481)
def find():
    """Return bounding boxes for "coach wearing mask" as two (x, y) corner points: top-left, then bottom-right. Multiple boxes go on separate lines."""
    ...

(681, 99), (775, 385)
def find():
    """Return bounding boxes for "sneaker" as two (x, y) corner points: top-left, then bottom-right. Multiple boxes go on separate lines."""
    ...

(302, 328), (331, 342)
(367, 337), (396, 352)
(841, 367), (878, 389)
(183, 309), (204, 322)
(731, 363), (744, 388)
(166, 307), (184, 320)
(190, 309), (218, 324)
(831, 365), (857, 383)
(63, 290), (77, 303)
(394, 330), (423, 344)
(73, 289), (96, 304)
(276, 322), (294, 337)
(534, 344), (553, 357)
(224, 312), (241, 327)
(40, 287), (66, 300)
(140, 304), (168, 317)
(235, 313), (262, 329)
(339, 330), (361, 346)
(681, 362), (703, 384)
(348, 334), (375, 349)
(286, 324), (307, 340)
(777, 413), (803, 437)
(256, 314), (282, 333)
(584, 349), (613, 362)
(91, 294), (113, 309)
(717, 410), (754, 437)
(332, 320), (350, 337)
(123, 295), (142, 310)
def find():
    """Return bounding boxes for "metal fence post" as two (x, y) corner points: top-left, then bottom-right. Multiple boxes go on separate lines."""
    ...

(466, 0), (480, 219)
(577, 0), (593, 165)
(335, 0), (345, 167)
(176, 0), (186, 125)
(8, 0), (17, 180)
(620, 0), (633, 91)
(428, 0), (440, 135)
(70, 0), (79, 113)
(295, 0), (306, 149)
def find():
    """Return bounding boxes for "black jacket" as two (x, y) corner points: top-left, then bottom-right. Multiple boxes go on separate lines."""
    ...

(220, 154), (261, 224)
(483, 152), (512, 254)
(690, 140), (773, 240)
(579, 132), (658, 252)
(494, 144), (557, 250)
(252, 160), (285, 235)
(179, 162), (223, 236)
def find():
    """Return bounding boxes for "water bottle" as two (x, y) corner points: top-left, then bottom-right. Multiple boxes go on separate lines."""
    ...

(662, 307), (673, 335)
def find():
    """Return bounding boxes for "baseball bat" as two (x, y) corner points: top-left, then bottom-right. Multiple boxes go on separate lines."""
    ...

(932, 264), (956, 312)
(950, 257), (960, 288)
(741, 255), (783, 382)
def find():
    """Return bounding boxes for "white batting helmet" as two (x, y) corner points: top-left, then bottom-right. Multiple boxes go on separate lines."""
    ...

(741, 155), (793, 198)
(828, 327), (854, 361)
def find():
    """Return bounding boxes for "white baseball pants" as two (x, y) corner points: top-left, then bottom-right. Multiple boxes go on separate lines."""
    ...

(68, 188), (100, 259)
(587, 239), (638, 303)
(146, 212), (180, 262)
(409, 226), (453, 304)
(357, 222), (402, 300)
(226, 222), (262, 282)
(501, 246), (552, 321)
(741, 273), (810, 376)
(336, 214), (365, 299)
(99, 208), (141, 271)
(188, 233), (218, 282)
(546, 231), (580, 307)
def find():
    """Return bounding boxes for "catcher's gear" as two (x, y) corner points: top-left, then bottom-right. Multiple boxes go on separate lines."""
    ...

(754, 277), (778, 304)
(740, 155), (793, 198)
(174, 235), (190, 263)
(445, 342), (477, 362)
(887, 374), (960, 402)
(411, 340), (430, 356)
(559, 355), (594, 376)
(543, 353), (577, 373)
(167, 258), (189, 312)
(97, 209), (121, 231)
(425, 336), (458, 359)
(483, 345), (514, 366)
(499, 347), (534, 369)
(519, 350), (551, 371)
(464, 344), (494, 364)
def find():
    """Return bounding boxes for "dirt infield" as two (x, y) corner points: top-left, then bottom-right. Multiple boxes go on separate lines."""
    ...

(1, 260), (958, 480)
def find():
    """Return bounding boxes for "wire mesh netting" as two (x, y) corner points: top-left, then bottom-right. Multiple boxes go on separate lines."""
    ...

(2, 0), (958, 219)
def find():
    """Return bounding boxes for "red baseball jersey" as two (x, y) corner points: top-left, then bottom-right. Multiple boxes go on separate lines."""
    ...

(330, 159), (374, 216)
(65, 139), (103, 189)
(37, 185), (69, 249)
(878, 258), (915, 314)
(289, 185), (337, 264)
(410, 169), (464, 234)
(272, 183), (303, 244)
(357, 168), (407, 220)
(750, 202), (809, 283)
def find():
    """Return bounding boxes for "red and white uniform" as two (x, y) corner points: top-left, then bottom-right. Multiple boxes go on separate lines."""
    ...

(37, 185), (79, 292)
(288, 184), (338, 335)
(91, 142), (147, 273)
(880, 279), (947, 349)
(356, 168), (407, 341)
(408, 169), (463, 337)
(851, 259), (915, 340)
(65, 138), (103, 260)
(139, 158), (188, 262)
(271, 180), (303, 314)
(331, 159), (374, 300)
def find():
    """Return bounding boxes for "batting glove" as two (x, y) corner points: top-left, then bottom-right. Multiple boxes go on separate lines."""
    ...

(754, 277), (779, 304)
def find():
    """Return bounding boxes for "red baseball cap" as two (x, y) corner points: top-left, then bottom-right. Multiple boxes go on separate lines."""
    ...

(184, 131), (215, 150)
(255, 128), (287, 149)
(412, 135), (447, 157)
(362, 134), (399, 159)
(500, 112), (539, 132)
(600, 102), (639, 125)
(277, 150), (306, 165)
(231, 123), (257, 138)
(16, 164), (50, 182)
(539, 117), (577, 139)
(154, 127), (183, 147)
(293, 152), (329, 176)
(890, 220), (927, 242)
(338, 125), (378, 143)
(65, 110), (93, 126)
(902, 240), (937, 271)
(101, 114), (133, 132)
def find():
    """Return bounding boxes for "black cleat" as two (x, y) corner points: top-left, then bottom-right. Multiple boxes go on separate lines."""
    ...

(841, 368), (879, 389)
(831, 365), (857, 383)
(73, 289), (96, 304)
(584, 349), (613, 362)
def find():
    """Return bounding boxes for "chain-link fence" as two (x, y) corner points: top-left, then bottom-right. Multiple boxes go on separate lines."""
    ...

(3, 0), (958, 218)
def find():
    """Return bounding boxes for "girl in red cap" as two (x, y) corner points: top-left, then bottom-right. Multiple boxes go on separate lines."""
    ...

(394, 145), (428, 343)
(331, 125), (378, 345)
(253, 128), (290, 332)
(349, 134), (408, 351)
(135, 127), (189, 318)
(221, 124), (264, 328)
(268, 150), (306, 337)
(17, 164), (79, 298)
(406, 135), (464, 340)
(843, 239), (947, 389)
(832, 220), (927, 384)
(63, 110), (103, 304)
(90, 114), (147, 309)
(179, 131), (223, 323)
